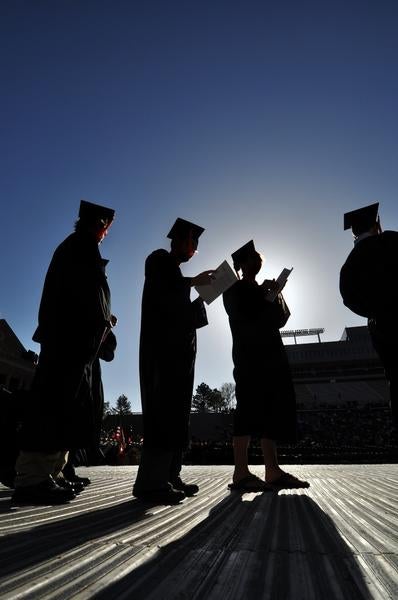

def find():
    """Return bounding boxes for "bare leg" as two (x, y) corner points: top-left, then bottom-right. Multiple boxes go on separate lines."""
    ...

(261, 438), (284, 483)
(232, 435), (252, 483)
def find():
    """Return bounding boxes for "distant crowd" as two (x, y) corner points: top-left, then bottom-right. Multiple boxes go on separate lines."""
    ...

(100, 406), (397, 467)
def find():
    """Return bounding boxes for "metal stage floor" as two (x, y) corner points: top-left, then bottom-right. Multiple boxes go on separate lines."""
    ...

(1, 464), (397, 599)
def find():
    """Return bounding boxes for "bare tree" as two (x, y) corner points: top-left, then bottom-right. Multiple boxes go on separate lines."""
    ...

(103, 400), (112, 417)
(220, 382), (236, 412)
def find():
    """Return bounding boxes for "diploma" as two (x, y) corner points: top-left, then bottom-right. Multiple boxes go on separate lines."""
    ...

(195, 260), (238, 305)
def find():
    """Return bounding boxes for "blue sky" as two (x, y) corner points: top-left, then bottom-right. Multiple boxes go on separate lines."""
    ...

(1, 1), (397, 410)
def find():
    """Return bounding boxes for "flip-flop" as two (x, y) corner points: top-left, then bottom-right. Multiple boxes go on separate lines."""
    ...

(269, 472), (310, 489)
(228, 474), (273, 492)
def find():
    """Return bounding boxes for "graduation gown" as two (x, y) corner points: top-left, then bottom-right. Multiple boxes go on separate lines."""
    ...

(223, 279), (297, 441)
(339, 231), (398, 319)
(139, 249), (206, 450)
(20, 231), (112, 451)
(340, 231), (398, 423)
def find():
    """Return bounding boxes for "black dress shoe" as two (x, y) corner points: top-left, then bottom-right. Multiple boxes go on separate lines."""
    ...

(0, 467), (16, 489)
(132, 486), (185, 504)
(68, 474), (91, 487)
(0, 472), (15, 489)
(170, 477), (199, 496)
(55, 478), (84, 494)
(11, 479), (76, 505)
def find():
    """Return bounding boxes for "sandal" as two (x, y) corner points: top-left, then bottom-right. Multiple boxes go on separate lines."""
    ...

(269, 472), (310, 489)
(228, 474), (273, 492)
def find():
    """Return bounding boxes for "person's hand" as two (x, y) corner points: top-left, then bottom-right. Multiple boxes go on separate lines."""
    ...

(262, 278), (278, 291)
(191, 270), (215, 286)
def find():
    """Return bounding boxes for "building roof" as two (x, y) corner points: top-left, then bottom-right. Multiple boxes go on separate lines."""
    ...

(0, 319), (27, 360)
(285, 326), (380, 366)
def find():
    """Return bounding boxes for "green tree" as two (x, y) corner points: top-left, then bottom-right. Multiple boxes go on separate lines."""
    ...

(113, 394), (132, 416)
(192, 383), (231, 413)
(192, 382), (211, 412)
(207, 388), (224, 413)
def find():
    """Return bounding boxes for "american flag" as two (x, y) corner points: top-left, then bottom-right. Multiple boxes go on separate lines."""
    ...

(113, 425), (126, 455)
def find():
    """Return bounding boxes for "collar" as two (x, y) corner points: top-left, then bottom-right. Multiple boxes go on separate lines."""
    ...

(354, 231), (378, 246)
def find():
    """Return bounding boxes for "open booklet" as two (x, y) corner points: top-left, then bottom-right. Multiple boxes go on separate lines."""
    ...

(264, 267), (293, 302)
(195, 260), (238, 305)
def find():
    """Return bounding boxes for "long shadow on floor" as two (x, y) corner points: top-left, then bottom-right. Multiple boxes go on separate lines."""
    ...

(0, 495), (153, 579)
(92, 492), (373, 600)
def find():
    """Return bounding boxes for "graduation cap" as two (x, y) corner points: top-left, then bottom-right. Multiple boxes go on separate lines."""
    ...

(231, 240), (257, 269)
(79, 200), (115, 225)
(167, 218), (205, 241)
(343, 202), (379, 233)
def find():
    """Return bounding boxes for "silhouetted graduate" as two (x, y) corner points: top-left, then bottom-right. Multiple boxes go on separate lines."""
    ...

(63, 318), (117, 486)
(223, 240), (309, 491)
(340, 202), (398, 425)
(12, 200), (117, 505)
(133, 218), (213, 504)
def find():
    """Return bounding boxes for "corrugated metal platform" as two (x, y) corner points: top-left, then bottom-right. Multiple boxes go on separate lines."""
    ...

(0, 464), (397, 599)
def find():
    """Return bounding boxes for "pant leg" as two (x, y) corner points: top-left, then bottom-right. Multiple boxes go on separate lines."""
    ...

(15, 450), (68, 488)
(52, 451), (69, 480)
(169, 449), (183, 482)
(369, 320), (398, 427)
(133, 447), (174, 493)
(62, 454), (76, 480)
(389, 373), (398, 427)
